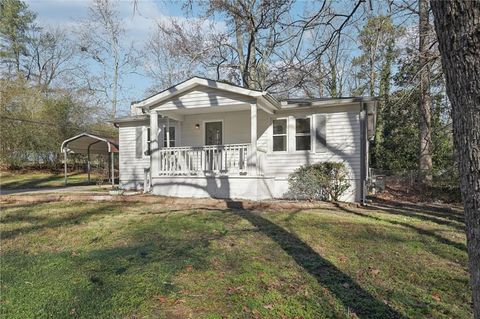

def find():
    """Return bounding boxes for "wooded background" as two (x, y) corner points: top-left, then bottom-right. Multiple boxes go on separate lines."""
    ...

(0, 0), (454, 186)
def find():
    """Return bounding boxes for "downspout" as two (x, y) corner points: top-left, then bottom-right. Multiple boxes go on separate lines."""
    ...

(359, 103), (368, 205)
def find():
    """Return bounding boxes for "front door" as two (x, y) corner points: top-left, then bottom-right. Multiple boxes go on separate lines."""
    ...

(205, 121), (223, 145)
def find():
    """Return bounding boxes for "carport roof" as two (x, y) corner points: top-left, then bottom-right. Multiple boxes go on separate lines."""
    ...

(60, 133), (119, 154)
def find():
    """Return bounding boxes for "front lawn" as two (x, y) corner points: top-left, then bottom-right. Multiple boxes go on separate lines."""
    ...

(0, 199), (471, 318)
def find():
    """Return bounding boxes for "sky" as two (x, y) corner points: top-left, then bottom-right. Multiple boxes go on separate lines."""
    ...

(25, 0), (199, 115)
(24, 0), (411, 114)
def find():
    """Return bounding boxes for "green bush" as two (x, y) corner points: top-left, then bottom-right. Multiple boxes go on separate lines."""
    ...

(287, 162), (351, 201)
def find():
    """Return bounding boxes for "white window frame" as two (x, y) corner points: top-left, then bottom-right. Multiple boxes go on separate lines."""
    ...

(272, 117), (288, 153)
(294, 116), (313, 152)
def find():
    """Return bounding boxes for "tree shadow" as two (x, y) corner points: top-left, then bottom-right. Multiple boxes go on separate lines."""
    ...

(368, 201), (465, 232)
(0, 172), (101, 191)
(1, 229), (224, 318)
(335, 203), (466, 253)
(371, 198), (464, 224)
(1, 203), (123, 240)
(226, 200), (405, 319)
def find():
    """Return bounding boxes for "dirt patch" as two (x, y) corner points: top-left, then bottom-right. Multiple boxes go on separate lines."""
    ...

(0, 193), (343, 212)
(372, 178), (462, 204)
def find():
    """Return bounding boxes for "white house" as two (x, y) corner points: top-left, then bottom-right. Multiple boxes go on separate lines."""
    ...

(114, 77), (377, 202)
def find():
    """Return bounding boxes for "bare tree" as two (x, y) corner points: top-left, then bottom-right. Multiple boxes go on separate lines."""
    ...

(430, 1), (480, 317)
(24, 27), (76, 91)
(78, 0), (139, 119)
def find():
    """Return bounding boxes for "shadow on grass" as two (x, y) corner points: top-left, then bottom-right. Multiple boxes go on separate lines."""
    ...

(1, 172), (98, 190)
(226, 201), (405, 319)
(371, 198), (464, 225)
(336, 203), (466, 253)
(1, 230), (221, 318)
(1, 203), (123, 239)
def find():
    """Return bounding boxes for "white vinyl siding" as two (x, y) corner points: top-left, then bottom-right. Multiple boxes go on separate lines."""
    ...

(119, 122), (150, 189)
(266, 110), (361, 201)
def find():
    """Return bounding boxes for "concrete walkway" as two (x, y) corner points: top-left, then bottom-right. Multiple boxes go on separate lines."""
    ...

(0, 185), (105, 195)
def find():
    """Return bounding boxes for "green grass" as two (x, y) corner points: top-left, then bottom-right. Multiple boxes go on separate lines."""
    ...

(0, 200), (471, 318)
(0, 171), (103, 189)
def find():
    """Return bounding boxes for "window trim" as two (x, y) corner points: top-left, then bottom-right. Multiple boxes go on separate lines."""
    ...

(294, 116), (313, 152)
(272, 117), (288, 152)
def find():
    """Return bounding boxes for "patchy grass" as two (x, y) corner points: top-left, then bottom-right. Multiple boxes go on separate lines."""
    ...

(0, 171), (103, 189)
(0, 200), (471, 318)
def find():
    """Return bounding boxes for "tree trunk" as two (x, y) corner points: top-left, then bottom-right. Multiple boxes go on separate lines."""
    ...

(375, 38), (394, 168)
(329, 55), (338, 98)
(431, 1), (480, 318)
(418, 0), (433, 183)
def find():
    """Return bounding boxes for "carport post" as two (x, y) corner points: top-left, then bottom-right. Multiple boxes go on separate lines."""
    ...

(87, 147), (91, 182)
(111, 151), (114, 187)
(64, 150), (68, 186)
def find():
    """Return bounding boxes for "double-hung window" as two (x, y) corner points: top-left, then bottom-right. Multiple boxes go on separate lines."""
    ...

(295, 118), (311, 151)
(272, 119), (287, 152)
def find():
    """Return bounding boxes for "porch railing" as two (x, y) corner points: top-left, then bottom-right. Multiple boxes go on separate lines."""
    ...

(158, 143), (253, 175)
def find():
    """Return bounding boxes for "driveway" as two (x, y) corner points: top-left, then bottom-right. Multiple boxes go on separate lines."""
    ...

(0, 185), (105, 195)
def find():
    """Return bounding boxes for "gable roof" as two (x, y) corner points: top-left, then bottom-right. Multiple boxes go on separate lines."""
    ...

(132, 76), (279, 111)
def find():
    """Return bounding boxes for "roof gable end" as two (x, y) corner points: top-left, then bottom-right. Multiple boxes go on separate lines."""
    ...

(134, 77), (270, 110)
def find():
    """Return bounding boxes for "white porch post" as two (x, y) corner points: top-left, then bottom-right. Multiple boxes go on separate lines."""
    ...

(249, 102), (258, 175)
(166, 116), (170, 148)
(150, 111), (159, 177)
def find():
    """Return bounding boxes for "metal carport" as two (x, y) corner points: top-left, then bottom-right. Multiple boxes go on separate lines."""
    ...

(60, 133), (119, 186)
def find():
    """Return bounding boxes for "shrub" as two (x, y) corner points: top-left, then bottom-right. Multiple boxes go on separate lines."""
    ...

(287, 162), (351, 201)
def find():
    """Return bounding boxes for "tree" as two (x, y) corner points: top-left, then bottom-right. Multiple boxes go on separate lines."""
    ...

(352, 15), (402, 167)
(144, 18), (221, 92)
(79, 0), (139, 119)
(417, 0), (433, 183)
(0, 0), (36, 76)
(25, 27), (76, 91)
(430, 1), (480, 317)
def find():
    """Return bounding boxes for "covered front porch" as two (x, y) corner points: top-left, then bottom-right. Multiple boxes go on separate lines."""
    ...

(146, 97), (275, 178)
(131, 77), (279, 199)
(148, 106), (274, 199)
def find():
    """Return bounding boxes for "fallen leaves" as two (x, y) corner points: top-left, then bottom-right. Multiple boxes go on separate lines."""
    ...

(263, 303), (274, 310)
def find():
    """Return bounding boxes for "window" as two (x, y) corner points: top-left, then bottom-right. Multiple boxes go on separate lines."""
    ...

(272, 119), (287, 152)
(143, 127), (150, 156)
(163, 126), (175, 147)
(135, 126), (143, 159)
(295, 118), (311, 151)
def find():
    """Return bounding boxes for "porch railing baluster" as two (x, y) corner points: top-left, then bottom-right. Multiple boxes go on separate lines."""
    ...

(157, 143), (252, 176)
